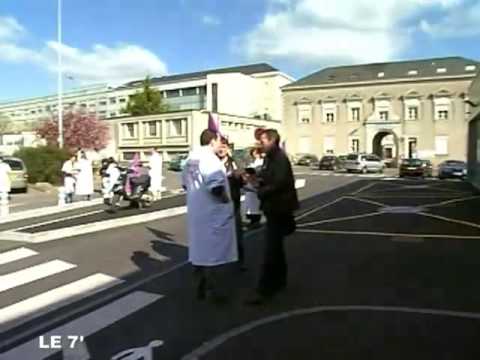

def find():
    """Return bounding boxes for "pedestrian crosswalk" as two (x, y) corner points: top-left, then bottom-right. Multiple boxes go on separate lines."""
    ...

(0, 247), (123, 332)
(0, 246), (165, 360)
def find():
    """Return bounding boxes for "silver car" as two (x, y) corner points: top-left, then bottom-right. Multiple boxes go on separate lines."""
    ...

(3, 157), (28, 192)
(344, 153), (384, 174)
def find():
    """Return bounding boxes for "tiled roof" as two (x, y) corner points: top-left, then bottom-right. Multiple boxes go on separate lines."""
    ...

(284, 57), (478, 89)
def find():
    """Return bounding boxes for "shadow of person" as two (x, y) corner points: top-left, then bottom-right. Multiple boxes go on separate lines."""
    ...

(130, 251), (165, 273)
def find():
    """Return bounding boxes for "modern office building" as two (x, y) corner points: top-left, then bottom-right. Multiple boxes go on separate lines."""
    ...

(0, 63), (292, 123)
(282, 57), (478, 166)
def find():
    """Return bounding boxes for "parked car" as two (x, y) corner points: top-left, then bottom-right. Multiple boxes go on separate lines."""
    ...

(168, 154), (188, 172)
(297, 154), (319, 167)
(292, 153), (308, 165)
(3, 157), (28, 193)
(344, 153), (384, 173)
(438, 160), (467, 179)
(399, 158), (433, 178)
(318, 155), (342, 171)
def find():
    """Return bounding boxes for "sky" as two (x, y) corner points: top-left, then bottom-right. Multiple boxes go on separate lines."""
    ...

(1, 0), (480, 101)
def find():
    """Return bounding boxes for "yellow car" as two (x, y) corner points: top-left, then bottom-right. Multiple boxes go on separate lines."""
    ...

(4, 157), (28, 193)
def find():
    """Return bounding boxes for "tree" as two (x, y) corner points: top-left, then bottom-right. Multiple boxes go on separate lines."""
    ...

(123, 76), (169, 116)
(36, 111), (110, 151)
(0, 113), (14, 134)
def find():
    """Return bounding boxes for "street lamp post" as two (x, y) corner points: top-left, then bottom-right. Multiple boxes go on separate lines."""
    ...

(57, 0), (63, 148)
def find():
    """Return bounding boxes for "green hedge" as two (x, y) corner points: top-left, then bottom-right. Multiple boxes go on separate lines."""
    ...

(13, 146), (71, 185)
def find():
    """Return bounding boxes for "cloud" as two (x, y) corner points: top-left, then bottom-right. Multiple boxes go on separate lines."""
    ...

(420, 0), (480, 38)
(44, 42), (168, 85)
(201, 15), (221, 26)
(0, 15), (168, 85)
(235, 0), (470, 67)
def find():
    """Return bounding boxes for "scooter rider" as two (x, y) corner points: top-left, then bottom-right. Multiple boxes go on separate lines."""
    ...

(104, 158), (121, 204)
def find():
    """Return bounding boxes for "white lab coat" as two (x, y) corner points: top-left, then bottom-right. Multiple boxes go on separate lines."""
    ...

(104, 164), (121, 195)
(244, 158), (263, 216)
(181, 146), (238, 266)
(0, 162), (12, 194)
(62, 160), (76, 194)
(149, 151), (163, 194)
(75, 158), (94, 196)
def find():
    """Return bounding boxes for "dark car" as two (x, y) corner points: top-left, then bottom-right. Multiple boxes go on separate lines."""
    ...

(399, 158), (433, 178)
(438, 160), (467, 179)
(318, 155), (341, 171)
(297, 154), (319, 166)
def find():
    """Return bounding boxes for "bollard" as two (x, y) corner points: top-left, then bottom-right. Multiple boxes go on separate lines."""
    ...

(58, 187), (66, 207)
(0, 191), (9, 217)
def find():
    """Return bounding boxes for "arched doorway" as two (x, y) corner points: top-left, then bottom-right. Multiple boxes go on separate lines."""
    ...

(372, 131), (399, 168)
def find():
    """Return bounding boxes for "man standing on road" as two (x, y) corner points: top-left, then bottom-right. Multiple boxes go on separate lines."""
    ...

(181, 129), (238, 304)
(246, 129), (299, 305)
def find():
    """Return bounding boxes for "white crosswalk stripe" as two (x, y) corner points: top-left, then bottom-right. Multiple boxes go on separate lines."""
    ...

(0, 247), (38, 265)
(0, 260), (77, 293)
(0, 247), (124, 335)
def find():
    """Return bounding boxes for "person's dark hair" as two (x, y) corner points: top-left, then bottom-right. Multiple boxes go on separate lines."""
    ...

(200, 129), (218, 146)
(262, 129), (281, 147)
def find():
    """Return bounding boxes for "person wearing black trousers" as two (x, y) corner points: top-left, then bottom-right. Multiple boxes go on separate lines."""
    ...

(246, 129), (299, 305)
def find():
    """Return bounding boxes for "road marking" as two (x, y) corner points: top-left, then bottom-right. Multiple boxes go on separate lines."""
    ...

(358, 194), (458, 199)
(14, 210), (105, 231)
(296, 228), (480, 239)
(0, 260), (76, 293)
(297, 211), (384, 228)
(423, 195), (480, 209)
(343, 196), (386, 208)
(418, 212), (480, 230)
(295, 197), (346, 221)
(351, 182), (377, 195)
(182, 305), (480, 359)
(2, 291), (163, 360)
(0, 247), (37, 265)
(0, 273), (123, 329)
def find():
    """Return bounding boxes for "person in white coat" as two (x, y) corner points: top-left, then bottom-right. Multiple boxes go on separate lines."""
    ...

(62, 155), (78, 203)
(75, 151), (94, 201)
(148, 148), (163, 200)
(0, 158), (12, 197)
(181, 129), (238, 304)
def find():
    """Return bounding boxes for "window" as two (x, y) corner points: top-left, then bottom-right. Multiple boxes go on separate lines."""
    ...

(350, 139), (360, 153)
(435, 136), (448, 155)
(123, 152), (139, 161)
(408, 70), (418, 76)
(145, 121), (158, 137)
(298, 104), (311, 124)
(122, 123), (137, 138)
(437, 110), (449, 120)
(379, 111), (389, 121)
(119, 98), (127, 103)
(377, 72), (385, 78)
(109, 97), (117, 104)
(168, 119), (186, 137)
(465, 65), (476, 71)
(182, 87), (197, 96)
(436, 68), (447, 74)
(109, 112), (117, 117)
(351, 108), (360, 122)
(166, 90), (180, 98)
(326, 112), (335, 123)
(99, 101), (107, 106)
(407, 106), (418, 120)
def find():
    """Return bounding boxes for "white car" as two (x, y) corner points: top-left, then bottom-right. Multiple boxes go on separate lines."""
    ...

(344, 153), (385, 173)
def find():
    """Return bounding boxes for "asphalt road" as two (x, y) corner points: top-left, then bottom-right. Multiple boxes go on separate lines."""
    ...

(2, 177), (480, 359)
